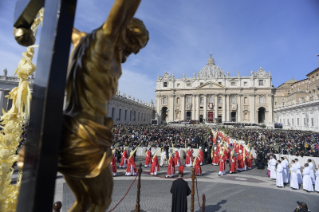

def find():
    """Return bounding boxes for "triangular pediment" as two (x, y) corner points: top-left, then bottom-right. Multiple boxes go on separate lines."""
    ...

(196, 81), (226, 89)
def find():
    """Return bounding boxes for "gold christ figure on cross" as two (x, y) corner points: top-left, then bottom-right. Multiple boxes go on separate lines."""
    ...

(58, 0), (149, 211)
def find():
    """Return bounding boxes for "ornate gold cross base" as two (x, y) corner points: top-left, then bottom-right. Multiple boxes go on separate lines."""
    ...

(130, 163), (145, 212)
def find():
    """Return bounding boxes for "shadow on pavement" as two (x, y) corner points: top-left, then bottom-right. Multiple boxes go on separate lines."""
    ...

(196, 199), (227, 212)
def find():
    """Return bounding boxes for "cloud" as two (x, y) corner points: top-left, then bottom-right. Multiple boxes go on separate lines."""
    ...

(118, 68), (155, 104)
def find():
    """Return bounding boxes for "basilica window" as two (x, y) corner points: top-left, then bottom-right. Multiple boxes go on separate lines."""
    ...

(187, 81), (191, 87)
(218, 82), (222, 85)
(177, 83), (180, 87)
(218, 97), (222, 104)
(231, 82), (236, 86)
(163, 97), (167, 104)
(209, 97), (213, 103)
(259, 96), (264, 104)
(231, 97), (236, 103)
(200, 82), (203, 86)
(187, 97), (191, 103)
(259, 80), (263, 86)
(297, 118), (299, 125)
(292, 118), (294, 125)
(200, 98), (203, 104)
(244, 82), (248, 86)
(176, 97), (179, 104)
(163, 82), (168, 87)
(275, 102), (277, 105)
(244, 97), (248, 104)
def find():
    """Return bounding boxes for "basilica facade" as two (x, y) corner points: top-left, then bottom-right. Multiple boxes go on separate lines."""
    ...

(155, 54), (274, 124)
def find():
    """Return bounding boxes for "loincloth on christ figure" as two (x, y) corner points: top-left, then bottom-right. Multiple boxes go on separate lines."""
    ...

(58, 116), (113, 179)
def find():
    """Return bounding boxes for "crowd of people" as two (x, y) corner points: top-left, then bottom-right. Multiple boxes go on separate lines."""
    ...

(109, 124), (319, 195)
(225, 128), (319, 157)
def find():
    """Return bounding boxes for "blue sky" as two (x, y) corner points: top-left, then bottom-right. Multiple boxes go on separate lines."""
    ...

(0, 0), (318, 103)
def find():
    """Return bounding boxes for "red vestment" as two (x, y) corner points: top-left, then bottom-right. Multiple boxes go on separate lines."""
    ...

(185, 150), (193, 166)
(212, 151), (219, 165)
(234, 144), (239, 154)
(198, 150), (204, 164)
(144, 150), (151, 166)
(194, 158), (202, 175)
(174, 151), (181, 167)
(166, 157), (175, 177)
(111, 155), (117, 175)
(120, 150), (128, 167)
(245, 154), (253, 169)
(237, 154), (245, 170)
(218, 156), (226, 173)
(150, 156), (160, 175)
(125, 156), (137, 175)
(230, 156), (237, 173)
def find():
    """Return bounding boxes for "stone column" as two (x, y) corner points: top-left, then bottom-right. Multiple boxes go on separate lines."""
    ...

(203, 94), (207, 121)
(181, 94), (185, 120)
(238, 94), (242, 122)
(268, 94), (273, 124)
(214, 95), (218, 122)
(169, 94), (174, 122)
(0, 90), (5, 115)
(192, 94), (196, 120)
(250, 94), (255, 123)
(222, 95), (226, 122)
(156, 95), (161, 122)
(196, 94), (200, 121)
(226, 94), (230, 122)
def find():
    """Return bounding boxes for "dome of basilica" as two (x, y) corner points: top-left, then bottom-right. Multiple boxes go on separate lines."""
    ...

(198, 54), (225, 78)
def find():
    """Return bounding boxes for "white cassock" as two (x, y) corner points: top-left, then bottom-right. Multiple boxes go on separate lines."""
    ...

(270, 159), (277, 179)
(276, 163), (284, 187)
(302, 167), (314, 192)
(281, 161), (288, 184)
(289, 164), (299, 189)
(160, 151), (167, 166)
(295, 162), (303, 184)
(315, 169), (319, 192)
(308, 162), (315, 185)
(284, 159), (289, 183)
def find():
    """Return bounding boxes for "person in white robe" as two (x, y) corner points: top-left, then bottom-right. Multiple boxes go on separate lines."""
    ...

(307, 159), (315, 185)
(269, 156), (277, 179)
(289, 160), (299, 190)
(302, 163), (314, 192)
(280, 157), (288, 184)
(284, 156), (290, 183)
(160, 149), (167, 167)
(315, 165), (319, 192)
(295, 158), (303, 184)
(276, 160), (284, 188)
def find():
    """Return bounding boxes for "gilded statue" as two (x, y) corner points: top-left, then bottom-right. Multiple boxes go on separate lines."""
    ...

(58, 0), (149, 211)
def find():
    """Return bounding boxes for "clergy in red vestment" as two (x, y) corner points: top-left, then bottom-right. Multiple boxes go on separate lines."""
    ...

(218, 151), (226, 176)
(212, 147), (219, 165)
(111, 149), (117, 176)
(237, 150), (245, 171)
(166, 154), (175, 178)
(194, 156), (202, 176)
(198, 147), (204, 165)
(144, 147), (151, 167)
(174, 149), (181, 167)
(229, 150), (237, 174)
(119, 147), (128, 168)
(125, 153), (137, 176)
(234, 142), (239, 154)
(150, 152), (160, 175)
(245, 151), (253, 170)
(185, 147), (193, 167)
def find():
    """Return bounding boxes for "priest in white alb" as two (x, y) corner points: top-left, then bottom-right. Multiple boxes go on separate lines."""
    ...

(289, 160), (299, 190)
(276, 160), (284, 188)
(295, 158), (303, 184)
(269, 155), (277, 180)
(302, 163), (314, 192)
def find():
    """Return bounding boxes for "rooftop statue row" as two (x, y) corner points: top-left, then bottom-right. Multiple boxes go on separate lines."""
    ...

(157, 54), (271, 81)
(115, 90), (154, 107)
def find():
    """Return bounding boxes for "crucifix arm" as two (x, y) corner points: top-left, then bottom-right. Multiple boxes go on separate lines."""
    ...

(102, 0), (141, 37)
